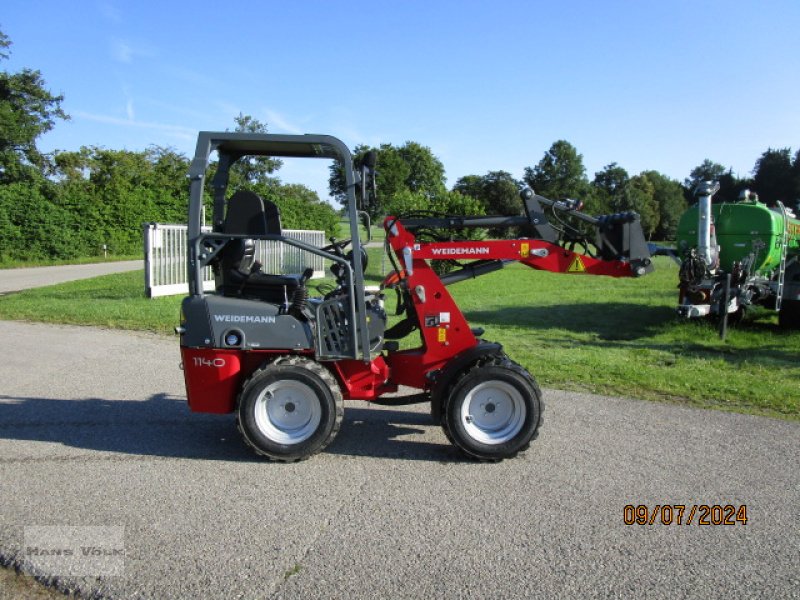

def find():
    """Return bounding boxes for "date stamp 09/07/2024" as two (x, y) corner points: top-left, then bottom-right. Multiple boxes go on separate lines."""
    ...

(623, 504), (748, 526)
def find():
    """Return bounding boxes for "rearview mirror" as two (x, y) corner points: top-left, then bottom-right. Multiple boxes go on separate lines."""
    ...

(359, 211), (372, 244)
(359, 151), (378, 212)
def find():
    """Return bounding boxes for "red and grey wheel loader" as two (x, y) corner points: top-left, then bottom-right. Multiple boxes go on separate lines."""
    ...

(178, 132), (653, 461)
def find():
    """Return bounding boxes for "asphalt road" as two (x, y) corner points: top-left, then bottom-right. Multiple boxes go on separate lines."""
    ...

(0, 261), (143, 295)
(0, 320), (798, 599)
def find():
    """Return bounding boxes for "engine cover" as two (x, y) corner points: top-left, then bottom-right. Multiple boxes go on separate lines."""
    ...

(180, 295), (314, 351)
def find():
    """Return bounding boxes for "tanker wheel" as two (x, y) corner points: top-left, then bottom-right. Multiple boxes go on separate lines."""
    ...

(237, 356), (343, 462)
(442, 357), (543, 461)
(778, 299), (800, 329)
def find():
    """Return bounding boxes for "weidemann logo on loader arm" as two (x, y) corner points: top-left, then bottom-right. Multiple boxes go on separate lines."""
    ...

(214, 314), (277, 324)
(429, 247), (491, 256)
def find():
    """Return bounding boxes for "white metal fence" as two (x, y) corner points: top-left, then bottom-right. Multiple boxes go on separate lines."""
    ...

(144, 223), (326, 298)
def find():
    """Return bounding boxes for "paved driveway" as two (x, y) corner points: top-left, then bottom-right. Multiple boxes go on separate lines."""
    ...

(0, 261), (142, 294)
(0, 320), (797, 598)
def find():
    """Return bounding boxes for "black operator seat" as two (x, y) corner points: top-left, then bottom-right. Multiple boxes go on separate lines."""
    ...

(217, 190), (302, 304)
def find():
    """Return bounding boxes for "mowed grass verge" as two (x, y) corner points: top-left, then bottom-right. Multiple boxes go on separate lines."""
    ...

(0, 255), (797, 419)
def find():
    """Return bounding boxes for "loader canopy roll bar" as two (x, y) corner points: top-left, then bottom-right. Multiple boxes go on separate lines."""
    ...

(188, 133), (355, 238)
(186, 132), (373, 361)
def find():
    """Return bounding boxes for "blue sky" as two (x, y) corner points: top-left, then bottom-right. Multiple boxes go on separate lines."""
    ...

(4, 1), (799, 203)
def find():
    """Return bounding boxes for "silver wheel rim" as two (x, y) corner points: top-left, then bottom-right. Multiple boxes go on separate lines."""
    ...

(460, 380), (526, 445)
(253, 380), (322, 445)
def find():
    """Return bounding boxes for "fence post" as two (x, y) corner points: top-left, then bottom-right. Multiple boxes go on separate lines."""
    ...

(143, 223), (153, 298)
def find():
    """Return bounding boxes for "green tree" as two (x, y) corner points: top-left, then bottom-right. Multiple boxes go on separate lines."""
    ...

(0, 30), (68, 183)
(640, 170), (686, 240)
(51, 146), (193, 255)
(227, 113), (282, 187)
(0, 181), (80, 260)
(591, 163), (629, 214)
(213, 114), (338, 235)
(397, 141), (446, 195)
(454, 171), (521, 216)
(620, 175), (658, 238)
(684, 159), (745, 204)
(792, 149), (800, 210)
(384, 188), (483, 223)
(451, 174), (482, 201)
(327, 143), (371, 207)
(148, 146), (192, 223)
(384, 188), (486, 273)
(685, 159), (727, 190)
(753, 147), (794, 206)
(523, 140), (590, 202)
(0, 29), (75, 260)
(328, 141), (446, 219)
(76, 148), (154, 253)
(453, 170), (521, 237)
(262, 181), (338, 238)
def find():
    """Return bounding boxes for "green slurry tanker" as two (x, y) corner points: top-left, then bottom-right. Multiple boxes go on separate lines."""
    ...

(675, 181), (800, 332)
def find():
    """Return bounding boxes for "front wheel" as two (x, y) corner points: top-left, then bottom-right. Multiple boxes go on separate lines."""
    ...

(442, 358), (543, 461)
(237, 357), (343, 461)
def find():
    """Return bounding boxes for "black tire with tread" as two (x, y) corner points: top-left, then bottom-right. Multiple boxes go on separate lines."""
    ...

(779, 298), (800, 329)
(440, 355), (544, 461)
(236, 356), (343, 462)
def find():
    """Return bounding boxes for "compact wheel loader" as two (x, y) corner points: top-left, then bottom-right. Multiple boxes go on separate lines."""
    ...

(178, 132), (653, 461)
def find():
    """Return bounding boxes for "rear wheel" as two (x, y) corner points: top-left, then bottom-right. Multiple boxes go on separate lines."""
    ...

(442, 357), (543, 461)
(779, 299), (800, 329)
(237, 356), (343, 461)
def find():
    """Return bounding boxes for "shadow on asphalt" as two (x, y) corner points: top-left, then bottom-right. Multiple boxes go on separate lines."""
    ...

(0, 394), (463, 463)
(327, 407), (465, 462)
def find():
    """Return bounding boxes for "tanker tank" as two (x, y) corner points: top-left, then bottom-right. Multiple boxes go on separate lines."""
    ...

(677, 197), (800, 274)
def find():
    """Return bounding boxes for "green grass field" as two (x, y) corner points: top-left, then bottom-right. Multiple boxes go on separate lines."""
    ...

(0, 254), (797, 419)
(337, 217), (385, 244)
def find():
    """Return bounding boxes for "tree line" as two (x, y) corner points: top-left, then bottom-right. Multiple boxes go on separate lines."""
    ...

(0, 31), (339, 262)
(2, 27), (799, 263)
(331, 139), (800, 242)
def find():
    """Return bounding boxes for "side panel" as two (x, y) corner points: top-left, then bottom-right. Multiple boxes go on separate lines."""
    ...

(180, 348), (242, 414)
(180, 348), (305, 413)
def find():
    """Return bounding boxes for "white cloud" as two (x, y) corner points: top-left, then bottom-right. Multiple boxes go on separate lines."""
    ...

(110, 38), (156, 64)
(334, 123), (383, 149)
(214, 101), (243, 122)
(112, 40), (133, 63)
(160, 66), (218, 88)
(98, 1), (122, 23)
(74, 111), (195, 142)
(137, 97), (218, 123)
(263, 109), (305, 135)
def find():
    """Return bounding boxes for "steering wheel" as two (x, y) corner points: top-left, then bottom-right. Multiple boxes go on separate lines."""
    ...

(322, 237), (351, 255)
(324, 237), (368, 279)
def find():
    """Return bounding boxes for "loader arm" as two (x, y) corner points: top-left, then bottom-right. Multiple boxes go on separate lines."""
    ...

(379, 189), (653, 390)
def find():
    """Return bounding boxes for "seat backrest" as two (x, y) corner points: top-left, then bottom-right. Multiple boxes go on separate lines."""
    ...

(222, 190), (281, 235)
(219, 190), (282, 276)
